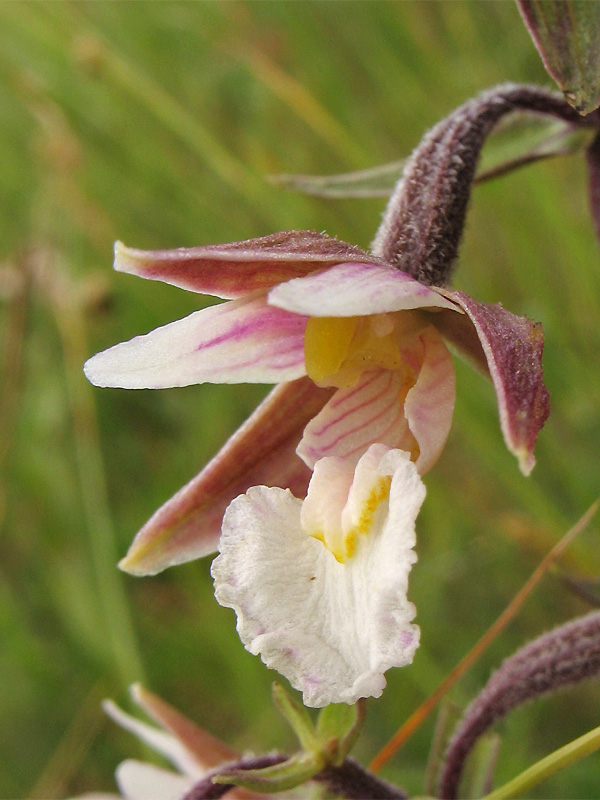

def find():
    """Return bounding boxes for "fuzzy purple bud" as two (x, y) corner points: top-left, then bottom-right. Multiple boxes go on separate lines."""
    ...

(439, 610), (600, 799)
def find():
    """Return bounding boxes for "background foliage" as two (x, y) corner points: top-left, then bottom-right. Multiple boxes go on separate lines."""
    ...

(1, 3), (600, 798)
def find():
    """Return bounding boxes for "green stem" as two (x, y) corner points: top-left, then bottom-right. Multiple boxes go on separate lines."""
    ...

(483, 724), (600, 800)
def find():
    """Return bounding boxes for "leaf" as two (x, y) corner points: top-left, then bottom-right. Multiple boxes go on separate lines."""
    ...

(271, 683), (318, 753)
(272, 114), (593, 199)
(316, 699), (367, 764)
(213, 752), (323, 793)
(270, 160), (405, 198)
(518, 0), (600, 114)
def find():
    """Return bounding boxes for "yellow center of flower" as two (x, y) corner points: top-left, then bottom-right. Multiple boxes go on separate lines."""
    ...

(311, 475), (392, 563)
(304, 313), (421, 389)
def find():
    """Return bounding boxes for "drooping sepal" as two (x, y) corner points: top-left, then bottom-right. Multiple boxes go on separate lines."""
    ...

(119, 378), (332, 575)
(434, 292), (550, 475)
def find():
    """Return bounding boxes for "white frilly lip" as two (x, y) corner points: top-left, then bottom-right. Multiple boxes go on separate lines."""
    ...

(212, 444), (425, 708)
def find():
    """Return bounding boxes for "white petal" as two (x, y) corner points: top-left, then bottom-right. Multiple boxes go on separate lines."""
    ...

(115, 760), (193, 800)
(268, 262), (459, 317)
(212, 446), (425, 708)
(102, 701), (203, 779)
(84, 294), (307, 389)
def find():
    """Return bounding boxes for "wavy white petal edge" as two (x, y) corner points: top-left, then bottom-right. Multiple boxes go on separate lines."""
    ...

(212, 444), (425, 708)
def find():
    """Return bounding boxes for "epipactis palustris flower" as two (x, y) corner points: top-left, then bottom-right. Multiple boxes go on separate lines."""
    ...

(212, 443), (424, 707)
(83, 85), (575, 577)
(83, 229), (547, 576)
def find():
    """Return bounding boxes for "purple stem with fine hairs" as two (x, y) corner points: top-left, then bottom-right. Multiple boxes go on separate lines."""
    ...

(372, 83), (599, 288)
(438, 610), (600, 799)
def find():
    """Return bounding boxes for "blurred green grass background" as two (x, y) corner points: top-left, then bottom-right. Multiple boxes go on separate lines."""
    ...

(2, 2), (600, 798)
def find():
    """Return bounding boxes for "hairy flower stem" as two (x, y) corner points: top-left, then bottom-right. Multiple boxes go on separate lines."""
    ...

(438, 610), (600, 799)
(372, 84), (598, 287)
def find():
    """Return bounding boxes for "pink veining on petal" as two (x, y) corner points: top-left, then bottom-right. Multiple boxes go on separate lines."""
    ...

(297, 368), (412, 469)
(119, 377), (334, 575)
(114, 231), (383, 299)
(84, 294), (309, 389)
(402, 326), (456, 475)
(310, 373), (402, 454)
(268, 261), (460, 317)
(437, 291), (549, 474)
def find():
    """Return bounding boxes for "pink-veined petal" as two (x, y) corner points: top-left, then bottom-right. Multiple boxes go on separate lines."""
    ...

(297, 326), (455, 475)
(403, 325), (456, 475)
(119, 378), (333, 575)
(84, 294), (307, 389)
(435, 290), (549, 475)
(114, 232), (381, 299)
(268, 261), (460, 317)
(297, 368), (414, 469)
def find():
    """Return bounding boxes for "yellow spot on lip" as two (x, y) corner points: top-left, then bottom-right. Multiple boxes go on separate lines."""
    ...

(309, 475), (392, 563)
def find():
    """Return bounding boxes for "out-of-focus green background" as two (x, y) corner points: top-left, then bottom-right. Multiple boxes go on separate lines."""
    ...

(2, 3), (600, 798)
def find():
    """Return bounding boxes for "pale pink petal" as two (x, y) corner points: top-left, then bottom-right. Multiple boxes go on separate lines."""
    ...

(268, 261), (460, 317)
(114, 232), (381, 299)
(434, 291), (549, 474)
(298, 326), (454, 474)
(115, 761), (192, 800)
(119, 378), (333, 575)
(84, 294), (307, 389)
(403, 325), (456, 475)
(297, 368), (414, 469)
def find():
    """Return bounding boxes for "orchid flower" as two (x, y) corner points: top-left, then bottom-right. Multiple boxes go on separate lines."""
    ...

(82, 85), (587, 577)
(212, 443), (425, 708)
(78, 684), (261, 800)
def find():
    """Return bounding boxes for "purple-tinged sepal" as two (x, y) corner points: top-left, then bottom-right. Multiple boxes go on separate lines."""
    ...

(114, 232), (382, 299)
(435, 291), (549, 475)
(119, 378), (333, 575)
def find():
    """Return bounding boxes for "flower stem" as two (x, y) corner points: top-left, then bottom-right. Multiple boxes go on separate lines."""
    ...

(482, 724), (600, 800)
